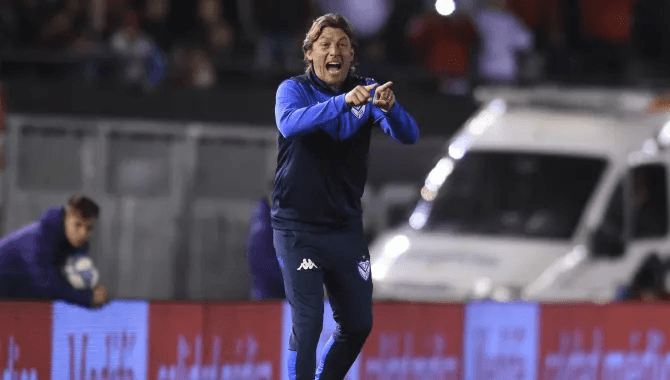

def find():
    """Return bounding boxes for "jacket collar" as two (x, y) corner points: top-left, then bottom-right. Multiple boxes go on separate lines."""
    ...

(308, 69), (357, 94)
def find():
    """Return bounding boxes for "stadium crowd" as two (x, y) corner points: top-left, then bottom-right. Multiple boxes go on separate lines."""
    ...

(0, 0), (669, 94)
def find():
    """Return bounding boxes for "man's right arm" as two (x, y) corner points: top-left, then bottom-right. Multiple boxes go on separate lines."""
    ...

(275, 80), (348, 139)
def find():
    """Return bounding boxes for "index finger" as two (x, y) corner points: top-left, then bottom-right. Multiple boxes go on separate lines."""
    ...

(363, 83), (379, 91)
(377, 81), (393, 91)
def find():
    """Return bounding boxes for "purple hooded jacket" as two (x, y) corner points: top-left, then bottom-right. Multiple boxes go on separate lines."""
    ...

(0, 206), (93, 307)
(247, 198), (286, 299)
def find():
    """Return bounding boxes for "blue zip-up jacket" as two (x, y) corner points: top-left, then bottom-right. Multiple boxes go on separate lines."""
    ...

(0, 207), (93, 307)
(272, 70), (419, 232)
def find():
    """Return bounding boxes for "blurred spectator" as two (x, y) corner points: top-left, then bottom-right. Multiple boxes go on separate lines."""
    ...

(193, 0), (234, 59)
(68, 0), (106, 55)
(65, 0), (114, 84)
(617, 253), (670, 301)
(186, 47), (216, 89)
(38, 0), (88, 50)
(68, 27), (105, 55)
(109, 10), (166, 90)
(106, 0), (130, 23)
(171, 44), (216, 89)
(507, 0), (559, 48)
(507, 0), (569, 81)
(578, 0), (639, 84)
(142, 0), (171, 50)
(473, 0), (533, 85)
(246, 185), (285, 300)
(408, 2), (479, 95)
(315, 0), (392, 39)
(0, 2), (14, 50)
(248, 0), (312, 74)
(87, 0), (107, 34)
(382, 0), (424, 65)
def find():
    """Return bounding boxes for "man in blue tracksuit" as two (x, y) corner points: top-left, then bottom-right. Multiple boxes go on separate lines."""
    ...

(272, 13), (419, 379)
(0, 195), (109, 308)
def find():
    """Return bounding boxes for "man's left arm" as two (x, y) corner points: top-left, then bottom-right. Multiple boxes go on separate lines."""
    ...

(370, 81), (419, 144)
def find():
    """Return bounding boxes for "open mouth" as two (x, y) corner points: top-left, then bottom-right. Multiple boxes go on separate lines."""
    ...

(326, 62), (342, 73)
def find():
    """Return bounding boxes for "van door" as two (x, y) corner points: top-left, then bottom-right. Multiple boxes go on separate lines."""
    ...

(620, 163), (670, 294)
(591, 162), (670, 296)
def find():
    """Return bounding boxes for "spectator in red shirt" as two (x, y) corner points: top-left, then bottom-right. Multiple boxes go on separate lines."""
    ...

(507, 0), (571, 81)
(578, 0), (639, 84)
(408, 4), (479, 95)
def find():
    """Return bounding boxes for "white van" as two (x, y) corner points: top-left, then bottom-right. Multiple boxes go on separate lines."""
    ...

(370, 86), (670, 302)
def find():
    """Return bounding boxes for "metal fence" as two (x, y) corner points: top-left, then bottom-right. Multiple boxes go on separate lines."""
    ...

(1, 114), (447, 300)
(2, 115), (278, 300)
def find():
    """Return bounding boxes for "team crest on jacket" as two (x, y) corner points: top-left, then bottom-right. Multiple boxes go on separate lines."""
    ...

(358, 259), (371, 281)
(352, 105), (366, 119)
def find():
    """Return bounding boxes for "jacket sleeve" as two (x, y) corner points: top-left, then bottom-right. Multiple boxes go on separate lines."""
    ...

(275, 80), (349, 138)
(24, 225), (93, 308)
(368, 81), (420, 144)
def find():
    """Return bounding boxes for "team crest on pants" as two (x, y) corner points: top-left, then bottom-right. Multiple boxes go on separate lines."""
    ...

(352, 105), (366, 119)
(358, 259), (371, 281)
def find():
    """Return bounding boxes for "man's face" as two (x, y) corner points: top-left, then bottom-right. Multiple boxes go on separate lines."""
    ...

(306, 27), (354, 90)
(64, 208), (97, 248)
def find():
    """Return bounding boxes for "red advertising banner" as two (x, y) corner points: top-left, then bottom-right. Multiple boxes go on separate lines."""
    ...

(149, 302), (204, 380)
(540, 303), (670, 380)
(0, 301), (52, 379)
(360, 302), (464, 380)
(203, 302), (283, 380)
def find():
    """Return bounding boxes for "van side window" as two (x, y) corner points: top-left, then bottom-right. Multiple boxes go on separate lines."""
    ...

(631, 165), (668, 239)
(601, 182), (624, 238)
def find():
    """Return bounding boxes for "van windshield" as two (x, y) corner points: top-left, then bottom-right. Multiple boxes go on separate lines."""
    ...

(425, 151), (607, 239)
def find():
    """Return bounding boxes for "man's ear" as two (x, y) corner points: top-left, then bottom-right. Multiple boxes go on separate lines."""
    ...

(305, 49), (313, 64)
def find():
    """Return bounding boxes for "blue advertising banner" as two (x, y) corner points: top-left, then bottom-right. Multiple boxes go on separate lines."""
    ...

(51, 300), (149, 380)
(463, 301), (540, 380)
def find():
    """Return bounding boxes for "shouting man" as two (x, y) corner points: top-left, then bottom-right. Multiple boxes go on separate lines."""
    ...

(272, 13), (419, 380)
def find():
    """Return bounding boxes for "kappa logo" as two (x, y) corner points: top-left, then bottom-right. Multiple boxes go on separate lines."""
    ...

(352, 104), (366, 119)
(358, 259), (371, 281)
(297, 258), (318, 271)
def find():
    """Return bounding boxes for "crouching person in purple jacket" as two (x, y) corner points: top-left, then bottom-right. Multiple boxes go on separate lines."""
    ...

(0, 195), (110, 309)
